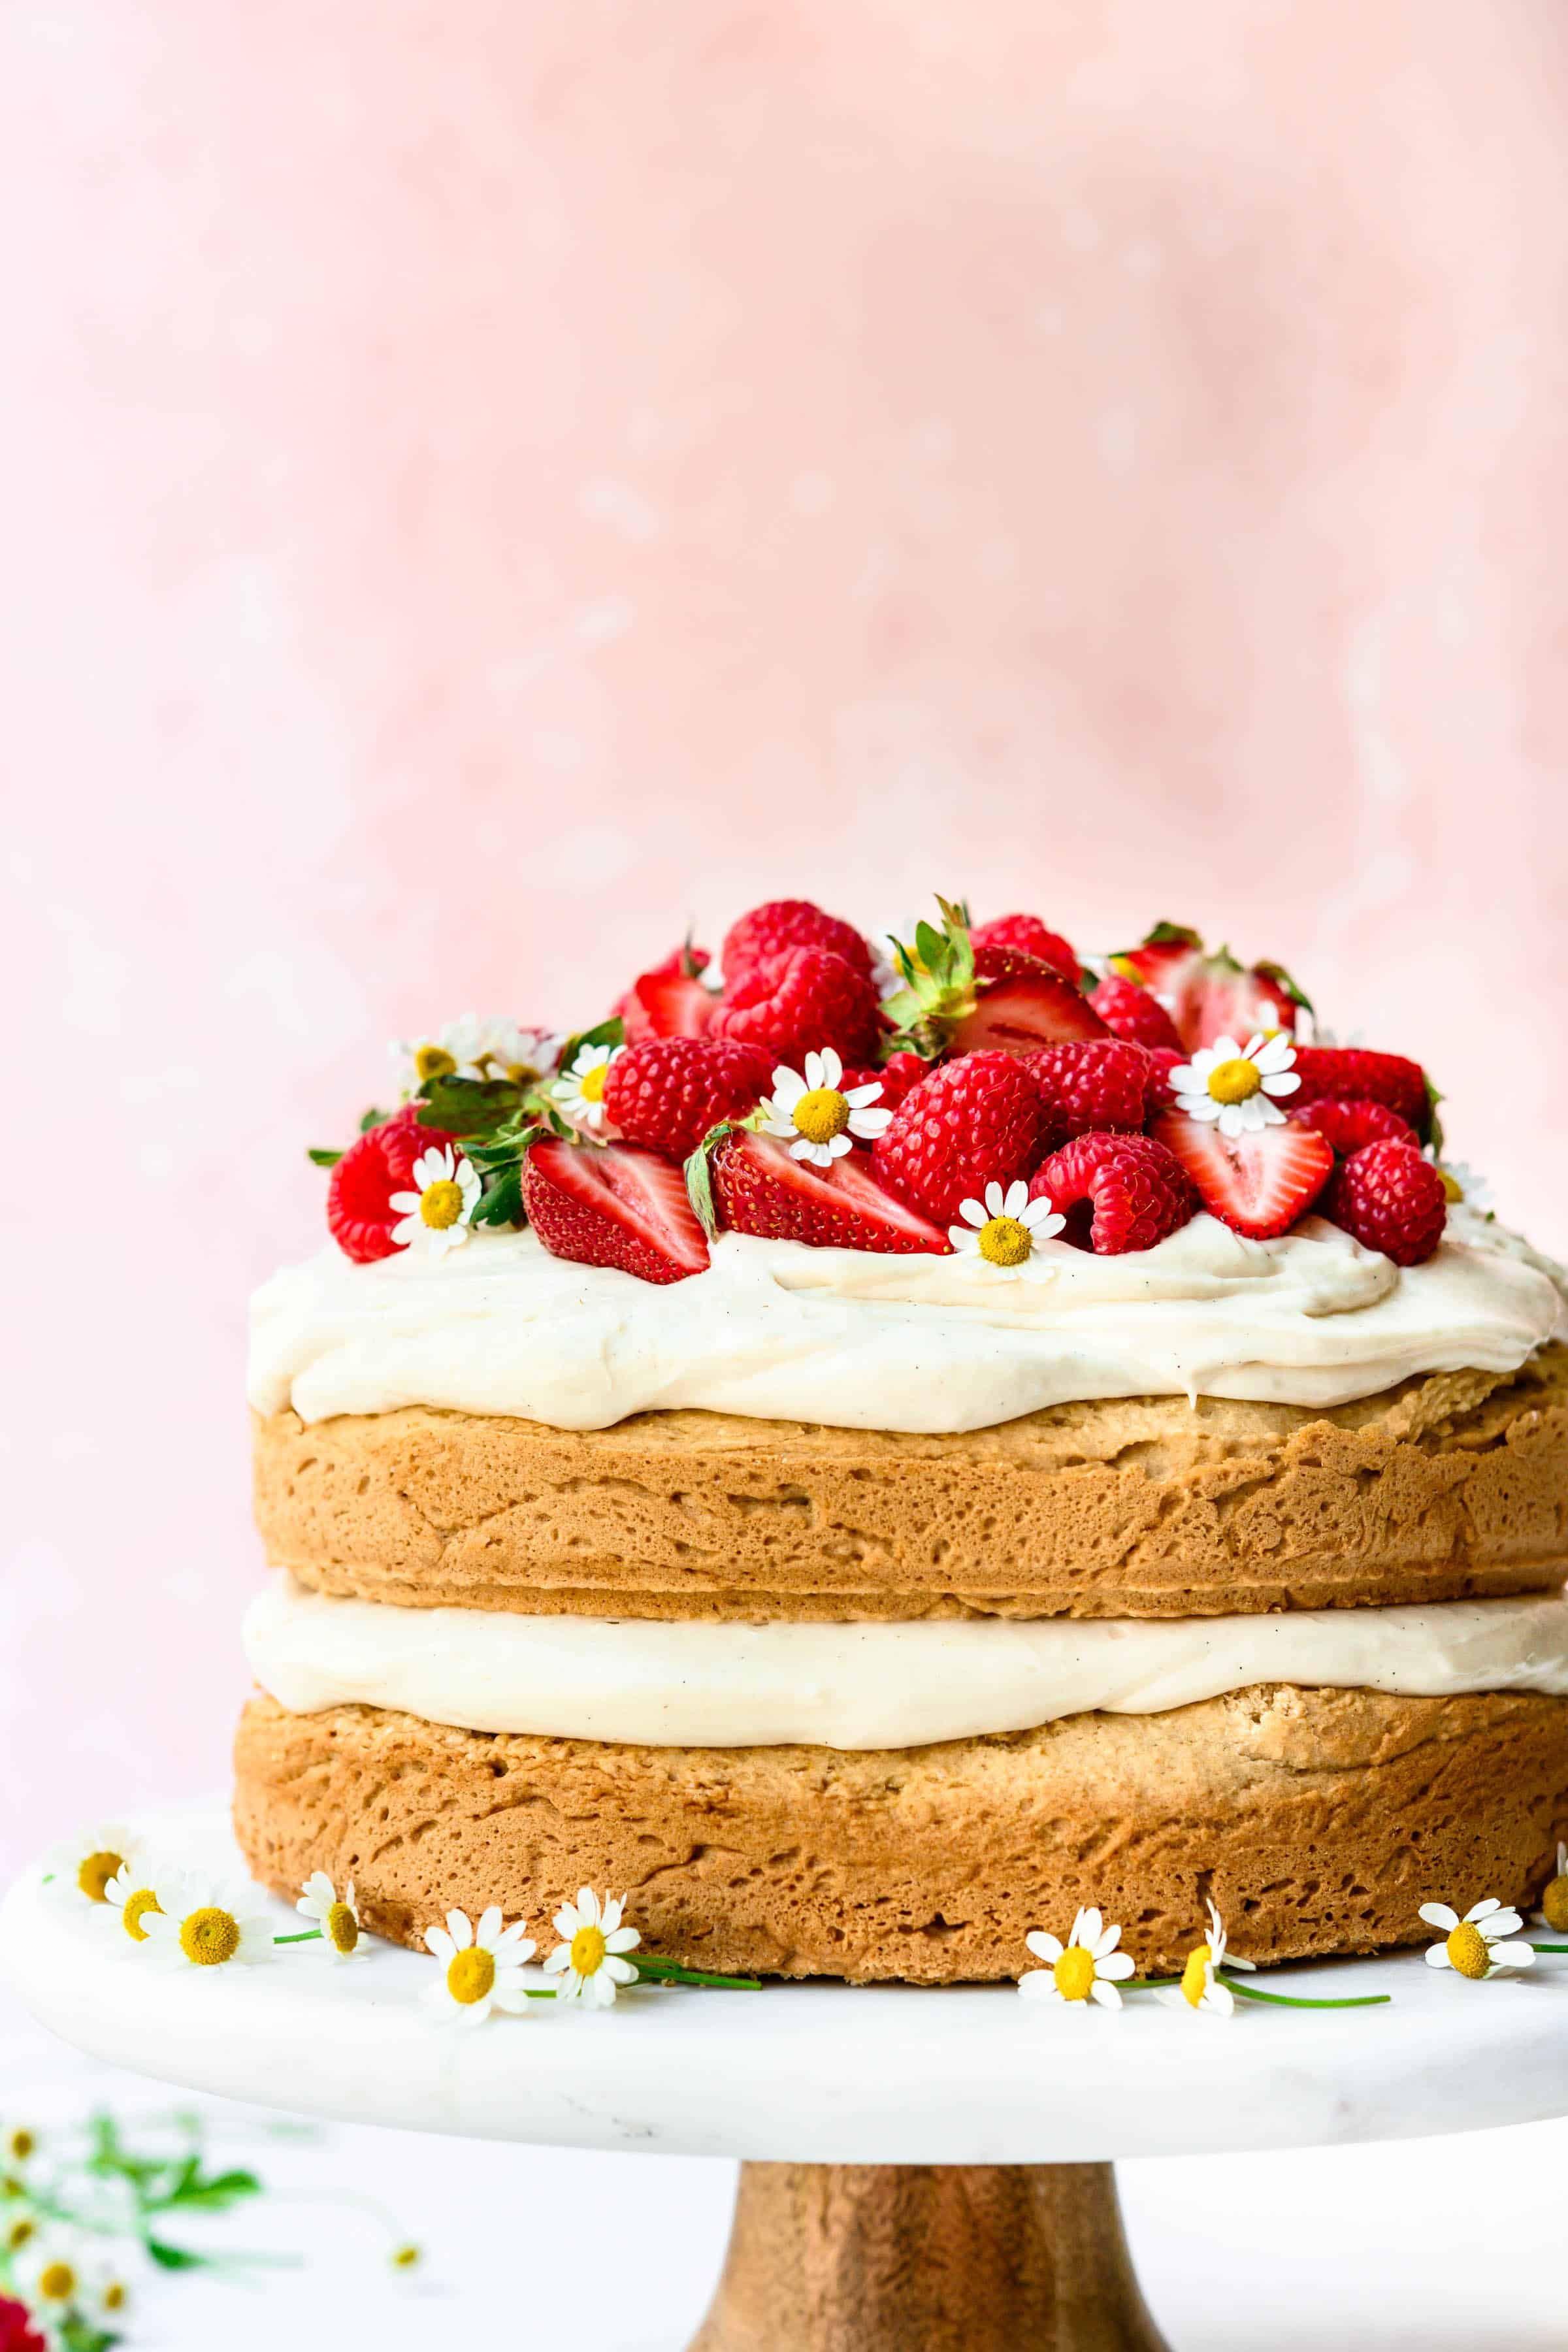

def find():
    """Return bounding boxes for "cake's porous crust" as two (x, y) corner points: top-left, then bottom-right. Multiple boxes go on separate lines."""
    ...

(233, 1687), (1568, 1982)
(252, 1345), (1568, 1620)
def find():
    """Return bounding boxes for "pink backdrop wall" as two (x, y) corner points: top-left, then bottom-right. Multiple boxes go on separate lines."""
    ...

(7, 0), (1567, 1863)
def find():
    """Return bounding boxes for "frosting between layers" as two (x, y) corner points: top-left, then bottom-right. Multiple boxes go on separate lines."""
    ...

(248, 1205), (1565, 1434)
(244, 1573), (1568, 1751)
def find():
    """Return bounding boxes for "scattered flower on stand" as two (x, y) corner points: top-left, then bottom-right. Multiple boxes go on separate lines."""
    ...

(544, 1888), (643, 2007)
(391, 1015), (562, 1096)
(759, 1049), (892, 1168)
(1155, 1900), (1256, 2018)
(1419, 1898), (1536, 1980)
(388, 1144), (482, 1258)
(140, 1877), (276, 1970)
(948, 1181), (1066, 1277)
(12, 2226), (103, 2334)
(1019, 1907), (1136, 2010)
(422, 1907), (536, 2027)
(104, 1864), (163, 1944)
(1537, 1844), (1568, 1935)
(1169, 1032), (1300, 1136)
(43, 1825), (139, 1906)
(296, 1872), (367, 1961)
(551, 1040), (625, 1136)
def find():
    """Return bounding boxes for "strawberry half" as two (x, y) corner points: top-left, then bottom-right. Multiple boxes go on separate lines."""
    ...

(947, 955), (1107, 1055)
(1111, 924), (1307, 1053)
(711, 1130), (950, 1254)
(1150, 1109), (1333, 1240)
(523, 1139), (710, 1283)
(619, 960), (715, 1041)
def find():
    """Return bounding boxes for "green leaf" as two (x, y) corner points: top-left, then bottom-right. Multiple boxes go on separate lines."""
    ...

(165, 2166), (262, 2213)
(306, 1147), (342, 1168)
(145, 2238), (209, 2270)
(1254, 958), (1315, 1017)
(357, 1105), (388, 1133)
(1141, 921), (1204, 949)
(684, 1124), (734, 1239)
(473, 1165), (525, 1230)
(416, 1074), (525, 1140)
(1424, 1077), (1446, 1156)
(555, 1015), (625, 1078)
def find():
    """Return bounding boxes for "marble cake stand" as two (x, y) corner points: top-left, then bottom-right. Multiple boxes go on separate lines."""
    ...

(7, 1803), (1568, 2351)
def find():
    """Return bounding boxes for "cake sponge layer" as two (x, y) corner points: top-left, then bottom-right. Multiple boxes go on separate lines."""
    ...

(233, 1686), (1568, 1982)
(252, 1345), (1568, 1620)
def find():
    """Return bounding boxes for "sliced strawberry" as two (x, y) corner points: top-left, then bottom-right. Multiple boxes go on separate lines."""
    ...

(1111, 925), (1307, 1053)
(711, 1130), (950, 1255)
(1150, 1110), (1333, 1240)
(948, 958), (1108, 1056)
(621, 966), (715, 1041)
(523, 1139), (710, 1283)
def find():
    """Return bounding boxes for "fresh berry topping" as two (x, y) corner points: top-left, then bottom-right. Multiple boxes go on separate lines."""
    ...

(872, 1050), (1045, 1223)
(710, 1128), (950, 1254)
(1150, 1111), (1333, 1241)
(1028, 1132), (1196, 1255)
(971, 914), (1079, 982)
(523, 1139), (710, 1284)
(618, 951), (715, 1041)
(721, 899), (872, 985)
(1288, 1046), (1431, 1138)
(1287, 1096), (1416, 1156)
(710, 946), (882, 1066)
(1141, 1045), (1183, 1117)
(1088, 972), (1183, 1052)
(1322, 1140), (1448, 1266)
(602, 1037), (770, 1160)
(327, 1106), (461, 1264)
(1110, 924), (1307, 1052)
(949, 957), (1107, 1056)
(1025, 1041), (1151, 1138)
(838, 1051), (926, 1109)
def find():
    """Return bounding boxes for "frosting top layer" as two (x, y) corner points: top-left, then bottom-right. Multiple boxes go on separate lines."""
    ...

(249, 1203), (1565, 1435)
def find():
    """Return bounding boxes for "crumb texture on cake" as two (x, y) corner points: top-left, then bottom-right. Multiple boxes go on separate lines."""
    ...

(251, 1345), (1568, 1620)
(233, 1686), (1568, 1982)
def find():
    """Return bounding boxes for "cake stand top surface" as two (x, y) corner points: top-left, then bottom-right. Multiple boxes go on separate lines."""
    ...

(6, 1801), (1567, 2164)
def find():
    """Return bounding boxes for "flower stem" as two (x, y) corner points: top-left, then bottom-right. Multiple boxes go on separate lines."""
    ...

(1527, 1942), (1568, 1953)
(1223, 1976), (1390, 2010)
(632, 1955), (762, 1991)
(272, 1930), (322, 1945)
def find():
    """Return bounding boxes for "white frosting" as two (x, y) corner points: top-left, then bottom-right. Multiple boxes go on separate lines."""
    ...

(245, 1574), (1568, 1752)
(248, 1205), (1565, 1435)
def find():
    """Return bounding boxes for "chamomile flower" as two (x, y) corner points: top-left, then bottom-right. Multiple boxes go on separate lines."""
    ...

(1419, 1897), (1535, 1980)
(391, 1014), (561, 1097)
(544, 1887), (642, 2007)
(14, 2226), (97, 2325)
(1019, 1907), (1136, 2010)
(1537, 1844), (1568, 1935)
(1169, 1032), (1300, 1137)
(421, 1907), (536, 2027)
(759, 1049), (892, 1168)
(948, 1181), (1066, 1277)
(551, 1040), (624, 1137)
(140, 1876), (276, 1970)
(44, 1823), (140, 1906)
(297, 1872), (367, 1961)
(105, 1863), (164, 1945)
(1434, 1158), (1494, 1213)
(1154, 1899), (1256, 2018)
(388, 1143), (482, 1257)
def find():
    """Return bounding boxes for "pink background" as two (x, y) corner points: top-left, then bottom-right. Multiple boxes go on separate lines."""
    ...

(7, 0), (1567, 1863)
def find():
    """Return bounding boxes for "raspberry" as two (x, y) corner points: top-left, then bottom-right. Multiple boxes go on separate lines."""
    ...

(602, 1036), (770, 1160)
(1025, 1041), (1150, 1139)
(326, 1106), (461, 1264)
(710, 946), (882, 1068)
(0, 2298), (49, 2352)
(838, 1051), (926, 1111)
(1029, 1132), (1195, 1254)
(721, 899), (872, 985)
(972, 914), (1079, 982)
(1323, 1140), (1448, 1266)
(1287, 1097), (1415, 1156)
(872, 1051), (1044, 1223)
(1088, 973), (1183, 1053)
(1141, 1045), (1183, 1117)
(1289, 1047), (1430, 1137)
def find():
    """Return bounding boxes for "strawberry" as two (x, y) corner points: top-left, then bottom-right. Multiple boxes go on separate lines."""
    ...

(1287, 1096), (1415, 1156)
(710, 946), (882, 1066)
(721, 898), (872, 985)
(1028, 1132), (1195, 1254)
(1025, 1041), (1150, 1139)
(1110, 924), (1309, 1052)
(602, 1037), (770, 1160)
(1323, 1140), (1448, 1266)
(1288, 1046), (1431, 1138)
(617, 947), (715, 1041)
(327, 1105), (461, 1264)
(971, 913), (1079, 983)
(881, 900), (1107, 1060)
(523, 1139), (710, 1284)
(710, 1128), (950, 1254)
(872, 1050), (1045, 1222)
(1088, 972), (1183, 1053)
(838, 1051), (926, 1110)
(1151, 1110), (1333, 1240)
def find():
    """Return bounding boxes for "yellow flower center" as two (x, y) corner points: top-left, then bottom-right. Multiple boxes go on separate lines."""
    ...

(38, 2261), (75, 2303)
(1179, 1942), (1213, 2007)
(1205, 1056), (1262, 1105)
(1053, 1947), (1096, 2003)
(1, 2176), (23, 2199)
(1543, 1874), (1568, 1933)
(578, 1062), (609, 1104)
(570, 1923), (608, 1978)
(391, 2244), (422, 2271)
(446, 1947), (495, 2005)
(180, 1906), (241, 1967)
(122, 1889), (162, 1942)
(103, 2281), (126, 2312)
(414, 1045), (457, 1081)
(1439, 1168), (1465, 1204)
(7, 2218), (34, 2250)
(327, 1901), (359, 1955)
(1446, 1921), (1491, 1980)
(791, 1087), (850, 1145)
(977, 1215), (1032, 1267)
(7, 2131), (33, 2164)
(419, 1178), (465, 1230)
(77, 1850), (122, 1903)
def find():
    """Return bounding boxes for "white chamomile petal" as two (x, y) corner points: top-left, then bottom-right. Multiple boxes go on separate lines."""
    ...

(1425, 1942), (1454, 1969)
(1088, 1978), (1123, 2010)
(842, 1081), (884, 1109)
(1466, 1899), (1503, 1925)
(1024, 1931), (1064, 1965)
(425, 1925), (456, 1963)
(1419, 1903), (1460, 1932)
